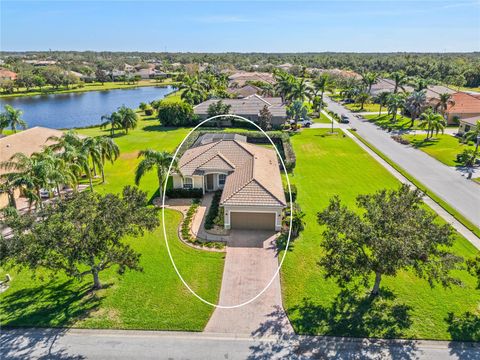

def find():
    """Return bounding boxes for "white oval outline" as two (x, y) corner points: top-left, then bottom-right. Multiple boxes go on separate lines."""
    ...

(161, 114), (293, 309)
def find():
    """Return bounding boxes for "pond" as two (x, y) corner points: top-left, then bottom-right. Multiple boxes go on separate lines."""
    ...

(0, 86), (176, 129)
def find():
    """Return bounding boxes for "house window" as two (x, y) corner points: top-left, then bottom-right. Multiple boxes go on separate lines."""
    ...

(219, 174), (226, 186)
(183, 177), (193, 189)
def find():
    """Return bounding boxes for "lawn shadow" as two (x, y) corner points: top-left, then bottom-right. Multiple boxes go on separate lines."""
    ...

(1, 328), (85, 360)
(275, 232), (296, 254)
(445, 311), (480, 342)
(247, 288), (418, 360)
(409, 138), (439, 149)
(142, 125), (185, 132)
(289, 287), (412, 339)
(1, 279), (103, 329)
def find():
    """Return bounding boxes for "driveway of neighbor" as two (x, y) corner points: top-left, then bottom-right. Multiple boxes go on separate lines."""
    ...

(204, 230), (293, 336)
(323, 95), (480, 229)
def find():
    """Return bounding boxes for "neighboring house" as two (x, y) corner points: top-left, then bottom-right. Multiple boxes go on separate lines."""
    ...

(311, 68), (361, 80)
(445, 92), (480, 125)
(226, 84), (261, 98)
(457, 115), (480, 136)
(0, 69), (17, 81)
(0, 127), (65, 208)
(134, 68), (167, 79)
(23, 60), (57, 66)
(172, 133), (286, 231)
(194, 94), (287, 127)
(276, 63), (293, 71)
(110, 69), (126, 79)
(228, 71), (275, 87)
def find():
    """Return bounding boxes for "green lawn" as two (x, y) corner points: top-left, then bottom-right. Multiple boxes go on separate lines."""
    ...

(312, 112), (331, 123)
(0, 79), (177, 99)
(0, 115), (225, 330)
(281, 129), (479, 340)
(401, 134), (476, 167)
(363, 114), (416, 130)
(345, 102), (382, 113)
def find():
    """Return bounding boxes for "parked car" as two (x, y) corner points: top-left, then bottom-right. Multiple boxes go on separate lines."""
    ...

(340, 114), (350, 123)
(298, 119), (313, 128)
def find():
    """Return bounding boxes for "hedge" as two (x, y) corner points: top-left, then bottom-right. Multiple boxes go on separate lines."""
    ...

(166, 188), (203, 198)
(204, 190), (222, 230)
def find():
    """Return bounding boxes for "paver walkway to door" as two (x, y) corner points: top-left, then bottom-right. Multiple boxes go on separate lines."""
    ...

(204, 230), (293, 336)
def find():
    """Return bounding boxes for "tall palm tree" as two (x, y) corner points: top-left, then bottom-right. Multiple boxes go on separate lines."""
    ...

(463, 120), (480, 152)
(180, 75), (206, 105)
(0, 105), (27, 134)
(386, 93), (405, 122)
(413, 78), (429, 91)
(391, 71), (408, 93)
(436, 93), (453, 116)
(289, 78), (313, 102)
(116, 106), (138, 134)
(375, 91), (390, 116)
(312, 74), (333, 114)
(362, 72), (379, 94)
(96, 136), (120, 183)
(81, 137), (103, 186)
(418, 110), (446, 139)
(274, 71), (295, 103)
(355, 92), (371, 111)
(405, 91), (427, 127)
(41, 148), (78, 200)
(135, 150), (177, 201)
(101, 111), (122, 137)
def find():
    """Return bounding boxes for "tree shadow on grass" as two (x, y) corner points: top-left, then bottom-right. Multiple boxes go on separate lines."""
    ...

(446, 312), (480, 360)
(409, 138), (439, 149)
(248, 288), (418, 360)
(1, 279), (103, 329)
(289, 287), (413, 339)
(142, 125), (185, 132)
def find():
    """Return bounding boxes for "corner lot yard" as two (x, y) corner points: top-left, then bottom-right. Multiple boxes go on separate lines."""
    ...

(282, 129), (479, 340)
(401, 133), (476, 167)
(0, 114), (224, 330)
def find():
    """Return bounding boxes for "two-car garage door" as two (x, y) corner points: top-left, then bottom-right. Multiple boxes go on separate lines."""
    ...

(230, 212), (276, 231)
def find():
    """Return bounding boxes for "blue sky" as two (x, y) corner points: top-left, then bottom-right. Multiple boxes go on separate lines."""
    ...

(1, 1), (479, 52)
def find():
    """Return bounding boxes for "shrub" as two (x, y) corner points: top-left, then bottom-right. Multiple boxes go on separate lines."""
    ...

(205, 191), (222, 230)
(285, 184), (297, 202)
(391, 135), (410, 145)
(166, 188), (203, 198)
(157, 101), (195, 126)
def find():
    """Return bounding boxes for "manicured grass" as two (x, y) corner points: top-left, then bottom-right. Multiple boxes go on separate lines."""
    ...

(0, 210), (224, 330)
(281, 129), (479, 340)
(0, 79), (177, 98)
(402, 133), (475, 167)
(345, 102), (381, 113)
(363, 114), (416, 130)
(312, 112), (331, 123)
(350, 130), (480, 239)
(0, 115), (224, 330)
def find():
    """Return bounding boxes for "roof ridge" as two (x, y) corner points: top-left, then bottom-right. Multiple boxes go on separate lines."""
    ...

(198, 151), (235, 169)
(180, 141), (219, 169)
(250, 178), (286, 206)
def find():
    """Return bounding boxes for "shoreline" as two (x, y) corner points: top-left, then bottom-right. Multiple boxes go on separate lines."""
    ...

(0, 80), (178, 99)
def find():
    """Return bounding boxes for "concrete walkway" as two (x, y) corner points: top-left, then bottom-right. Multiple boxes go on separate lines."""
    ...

(324, 95), (480, 230)
(2, 328), (477, 359)
(319, 110), (480, 249)
(205, 230), (293, 335)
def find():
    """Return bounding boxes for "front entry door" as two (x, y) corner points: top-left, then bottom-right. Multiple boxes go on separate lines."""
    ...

(206, 174), (214, 191)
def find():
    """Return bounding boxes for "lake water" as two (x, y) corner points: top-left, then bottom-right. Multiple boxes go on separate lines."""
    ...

(0, 86), (176, 129)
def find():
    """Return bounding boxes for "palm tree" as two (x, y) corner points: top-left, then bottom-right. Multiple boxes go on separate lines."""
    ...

(135, 150), (177, 201)
(391, 71), (408, 93)
(362, 72), (379, 94)
(418, 110), (446, 139)
(413, 78), (429, 91)
(436, 93), (453, 117)
(96, 136), (120, 183)
(101, 111), (122, 137)
(117, 106), (138, 134)
(463, 120), (480, 153)
(405, 91), (427, 127)
(274, 71), (295, 103)
(312, 74), (333, 114)
(386, 93), (405, 122)
(180, 75), (206, 105)
(375, 91), (390, 116)
(355, 92), (371, 111)
(289, 78), (313, 102)
(0, 105), (27, 134)
(41, 148), (78, 200)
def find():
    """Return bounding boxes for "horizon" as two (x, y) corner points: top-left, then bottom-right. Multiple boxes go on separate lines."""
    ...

(1, 0), (479, 53)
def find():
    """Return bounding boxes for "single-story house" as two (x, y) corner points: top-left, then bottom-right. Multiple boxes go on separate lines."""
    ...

(457, 115), (479, 136)
(0, 69), (17, 81)
(172, 133), (286, 231)
(193, 94), (287, 127)
(226, 84), (261, 98)
(445, 92), (480, 125)
(228, 71), (275, 87)
(0, 127), (65, 208)
(134, 68), (167, 79)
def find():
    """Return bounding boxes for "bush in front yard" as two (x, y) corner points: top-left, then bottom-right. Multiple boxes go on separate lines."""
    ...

(166, 188), (203, 198)
(205, 191), (222, 230)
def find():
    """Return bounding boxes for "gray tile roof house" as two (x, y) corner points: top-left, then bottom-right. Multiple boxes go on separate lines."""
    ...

(172, 134), (286, 231)
(193, 95), (287, 128)
(370, 79), (455, 101)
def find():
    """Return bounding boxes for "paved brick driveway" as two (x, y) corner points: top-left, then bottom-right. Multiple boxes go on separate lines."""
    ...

(204, 230), (293, 336)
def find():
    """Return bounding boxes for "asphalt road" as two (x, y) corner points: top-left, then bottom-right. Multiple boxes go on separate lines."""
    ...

(1, 328), (478, 360)
(324, 96), (480, 229)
